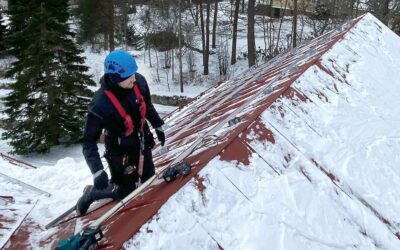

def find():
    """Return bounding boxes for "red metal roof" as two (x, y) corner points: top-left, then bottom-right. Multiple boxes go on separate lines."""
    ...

(5, 14), (370, 249)
(1, 199), (38, 249)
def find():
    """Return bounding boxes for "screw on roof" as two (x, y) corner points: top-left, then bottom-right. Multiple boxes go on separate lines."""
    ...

(228, 117), (241, 127)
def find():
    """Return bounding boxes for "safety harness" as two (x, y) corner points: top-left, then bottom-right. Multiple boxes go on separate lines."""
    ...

(103, 84), (146, 136)
(103, 83), (147, 176)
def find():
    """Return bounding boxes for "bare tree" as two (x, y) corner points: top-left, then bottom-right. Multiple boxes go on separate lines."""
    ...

(217, 38), (230, 80)
(381, 0), (390, 25)
(212, 0), (218, 48)
(364, 0), (400, 34)
(354, 0), (362, 17)
(200, 1), (206, 67)
(185, 32), (196, 81)
(179, 0), (183, 92)
(204, 0), (211, 75)
(275, 0), (288, 51)
(108, 0), (115, 51)
(231, 0), (240, 65)
(304, 2), (339, 38)
(247, 0), (256, 66)
(155, 50), (160, 82)
(292, 0), (298, 48)
(188, 2), (200, 27)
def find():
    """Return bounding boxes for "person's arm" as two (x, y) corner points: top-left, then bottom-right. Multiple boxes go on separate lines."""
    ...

(137, 74), (164, 129)
(82, 112), (104, 173)
(82, 111), (109, 189)
(136, 74), (165, 146)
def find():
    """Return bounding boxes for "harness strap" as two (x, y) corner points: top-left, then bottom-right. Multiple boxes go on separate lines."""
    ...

(103, 83), (147, 136)
(133, 84), (146, 131)
(104, 90), (133, 136)
(133, 84), (147, 177)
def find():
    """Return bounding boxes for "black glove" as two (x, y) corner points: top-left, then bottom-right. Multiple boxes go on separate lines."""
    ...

(155, 127), (165, 146)
(93, 170), (109, 190)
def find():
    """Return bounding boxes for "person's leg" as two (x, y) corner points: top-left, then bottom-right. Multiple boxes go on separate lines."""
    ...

(76, 184), (118, 216)
(140, 146), (155, 183)
(76, 151), (124, 216)
(116, 173), (138, 199)
(116, 151), (139, 199)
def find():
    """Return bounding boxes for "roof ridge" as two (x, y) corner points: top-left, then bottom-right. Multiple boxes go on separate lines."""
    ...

(197, 13), (367, 164)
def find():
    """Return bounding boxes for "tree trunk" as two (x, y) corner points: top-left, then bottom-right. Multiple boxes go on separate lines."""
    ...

(247, 0), (256, 67)
(148, 47), (152, 68)
(354, 0), (361, 17)
(381, 0), (390, 25)
(275, 0), (288, 53)
(200, 2), (206, 67)
(179, 0), (183, 92)
(231, 0), (240, 65)
(262, 15), (267, 62)
(172, 49), (175, 80)
(108, 0), (115, 51)
(122, 0), (128, 48)
(104, 32), (109, 51)
(292, 0), (298, 48)
(155, 50), (160, 82)
(204, 0), (210, 75)
(212, 0), (218, 49)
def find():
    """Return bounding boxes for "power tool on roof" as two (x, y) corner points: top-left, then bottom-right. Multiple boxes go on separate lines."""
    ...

(162, 161), (192, 183)
(56, 226), (103, 250)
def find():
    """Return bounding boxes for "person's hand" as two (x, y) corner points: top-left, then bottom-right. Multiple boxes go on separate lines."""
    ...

(155, 127), (165, 146)
(93, 170), (109, 190)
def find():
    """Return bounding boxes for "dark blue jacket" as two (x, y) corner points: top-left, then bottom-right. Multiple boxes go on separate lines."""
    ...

(81, 73), (164, 174)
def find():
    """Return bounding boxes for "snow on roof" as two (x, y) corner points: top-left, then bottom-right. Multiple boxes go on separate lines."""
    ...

(124, 13), (400, 249)
(4, 13), (400, 249)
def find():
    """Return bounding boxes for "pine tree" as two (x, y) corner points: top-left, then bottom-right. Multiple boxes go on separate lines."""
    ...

(2, 0), (95, 155)
(75, 0), (111, 51)
(0, 7), (6, 55)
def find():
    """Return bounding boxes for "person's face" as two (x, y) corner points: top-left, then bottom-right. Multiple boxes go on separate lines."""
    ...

(118, 74), (136, 89)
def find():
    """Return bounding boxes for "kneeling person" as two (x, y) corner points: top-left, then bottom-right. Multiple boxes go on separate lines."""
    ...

(76, 50), (165, 216)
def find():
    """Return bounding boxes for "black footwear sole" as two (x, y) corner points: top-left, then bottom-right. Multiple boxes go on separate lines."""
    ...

(76, 185), (94, 217)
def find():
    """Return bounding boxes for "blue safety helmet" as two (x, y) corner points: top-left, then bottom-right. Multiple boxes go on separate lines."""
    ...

(104, 50), (138, 78)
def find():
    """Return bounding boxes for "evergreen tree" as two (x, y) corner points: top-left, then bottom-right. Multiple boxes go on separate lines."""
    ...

(2, 0), (95, 154)
(0, 7), (6, 55)
(75, 0), (111, 50)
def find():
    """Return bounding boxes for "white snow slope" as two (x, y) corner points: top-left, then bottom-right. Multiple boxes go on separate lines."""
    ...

(1, 13), (400, 250)
(124, 14), (400, 250)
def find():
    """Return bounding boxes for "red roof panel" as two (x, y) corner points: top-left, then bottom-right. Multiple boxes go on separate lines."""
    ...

(8, 14), (369, 249)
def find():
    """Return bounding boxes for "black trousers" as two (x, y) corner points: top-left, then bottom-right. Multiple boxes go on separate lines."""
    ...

(105, 144), (155, 200)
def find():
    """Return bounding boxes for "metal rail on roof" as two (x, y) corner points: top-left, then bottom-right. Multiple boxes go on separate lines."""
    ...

(0, 199), (38, 249)
(0, 153), (37, 169)
(154, 66), (269, 157)
(0, 172), (51, 197)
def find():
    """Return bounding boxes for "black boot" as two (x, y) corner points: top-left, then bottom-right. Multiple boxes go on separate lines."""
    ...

(76, 184), (118, 216)
(76, 185), (94, 216)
